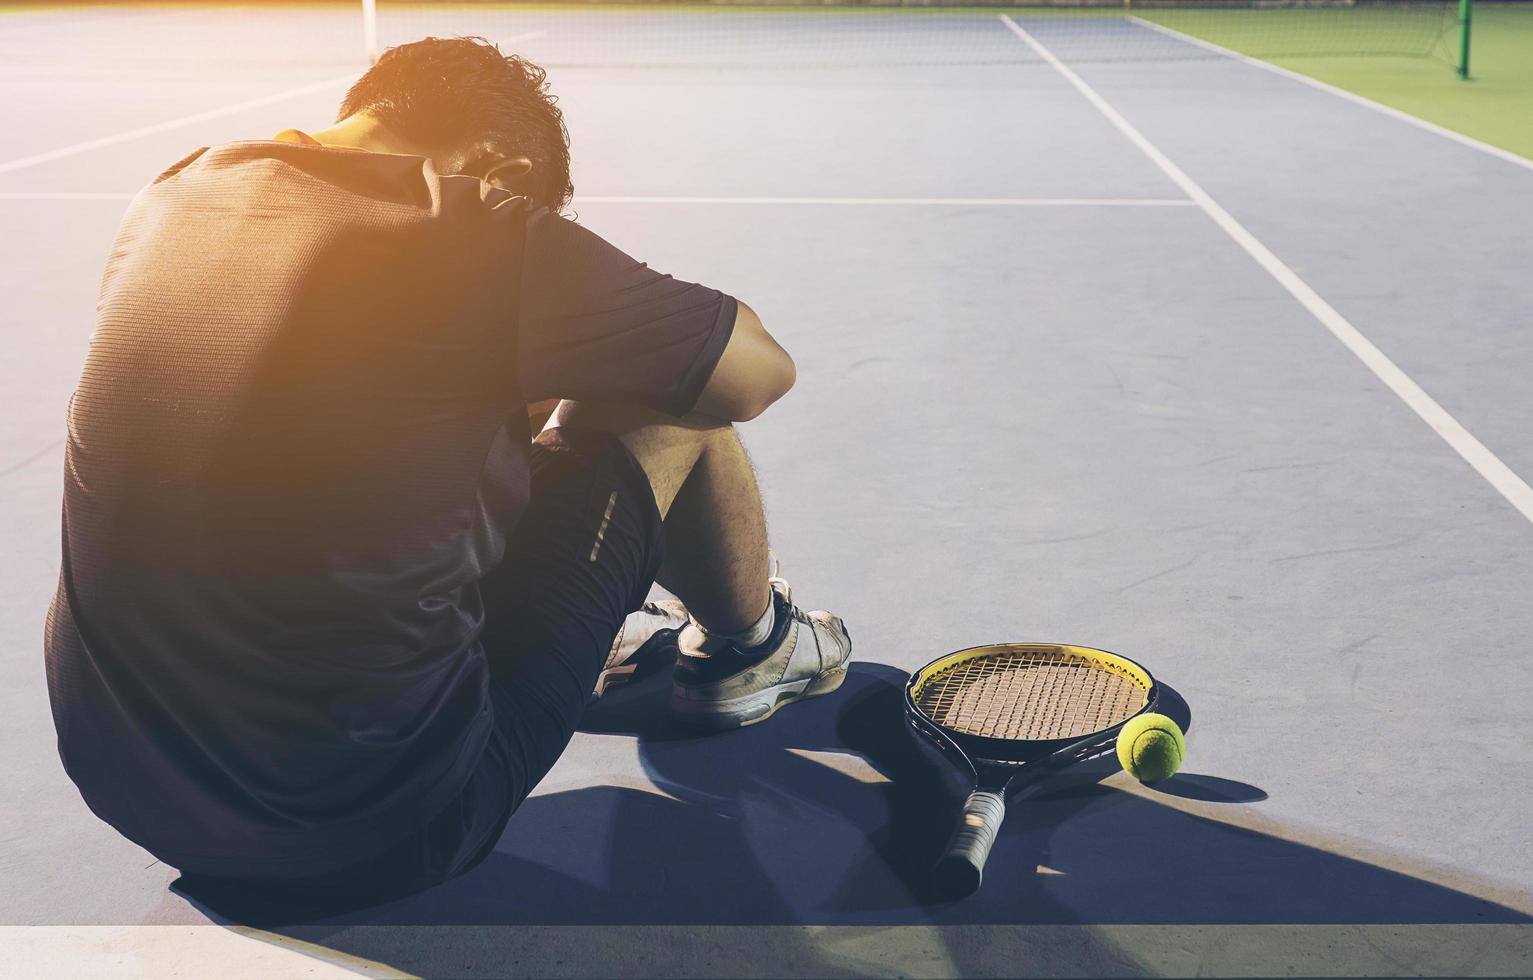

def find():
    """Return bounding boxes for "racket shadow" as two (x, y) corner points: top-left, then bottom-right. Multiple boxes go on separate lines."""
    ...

(195, 660), (1531, 966)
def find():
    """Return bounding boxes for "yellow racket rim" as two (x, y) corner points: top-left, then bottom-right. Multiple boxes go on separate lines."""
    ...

(910, 643), (1152, 742)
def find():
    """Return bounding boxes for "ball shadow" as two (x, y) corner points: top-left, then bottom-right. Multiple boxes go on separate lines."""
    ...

(1150, 773), (1268, 804)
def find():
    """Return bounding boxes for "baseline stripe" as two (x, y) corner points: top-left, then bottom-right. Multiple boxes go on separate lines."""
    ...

(5, 923), (1531, 978)
(1126, 15), (1532, 172)
(999, 14), (1533, 526)
(579, 196), (1193, 206)
(0, 192), (1194, 207)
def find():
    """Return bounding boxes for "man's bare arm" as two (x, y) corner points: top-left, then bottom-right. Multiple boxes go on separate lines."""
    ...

(526, 301), (793, 431)
(691, 301), (795, 423)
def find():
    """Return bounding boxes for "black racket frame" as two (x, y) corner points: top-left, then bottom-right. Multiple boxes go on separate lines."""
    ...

(902, 642), (1162, 897)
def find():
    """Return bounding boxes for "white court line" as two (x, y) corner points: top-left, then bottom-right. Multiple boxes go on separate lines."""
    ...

(0, 925), (400, 979)
(1127, 14), (1533, 172)
(0, 32), (531, 179)
(579, 194), (1189, 205)
(0, 191), (137, 201)
(999, 14), (1533, 526)
(0, 191), (1194, 207)
(0, 76), (356, 177)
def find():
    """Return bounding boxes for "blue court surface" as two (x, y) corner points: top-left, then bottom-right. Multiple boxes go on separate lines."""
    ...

(3, 3), (1532, 977)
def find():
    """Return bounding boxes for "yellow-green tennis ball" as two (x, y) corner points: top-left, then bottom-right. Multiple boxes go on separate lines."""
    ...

(1116, 713), (1185, 783)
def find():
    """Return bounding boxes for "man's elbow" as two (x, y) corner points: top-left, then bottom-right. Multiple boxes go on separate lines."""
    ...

(735, 349), (795, 422)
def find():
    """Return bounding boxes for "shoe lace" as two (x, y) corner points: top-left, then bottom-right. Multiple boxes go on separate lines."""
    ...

(767, 552), (792, 606)
(767, 554), (824, 675)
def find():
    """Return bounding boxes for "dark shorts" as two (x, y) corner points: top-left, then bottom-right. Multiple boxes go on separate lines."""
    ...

(175, 426), (664, 922)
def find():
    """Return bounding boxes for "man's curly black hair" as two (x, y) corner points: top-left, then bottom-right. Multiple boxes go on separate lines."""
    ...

(338, 36), (573, 212)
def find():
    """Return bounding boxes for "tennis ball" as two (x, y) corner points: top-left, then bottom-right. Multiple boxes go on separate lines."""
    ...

(1116, 713), (1185, 783)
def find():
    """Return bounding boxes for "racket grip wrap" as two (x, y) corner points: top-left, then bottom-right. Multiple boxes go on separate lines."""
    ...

(934, 790), (1006, 899)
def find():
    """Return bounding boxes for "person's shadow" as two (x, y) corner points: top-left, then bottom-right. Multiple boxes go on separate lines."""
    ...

(177, 661), (1529, 976)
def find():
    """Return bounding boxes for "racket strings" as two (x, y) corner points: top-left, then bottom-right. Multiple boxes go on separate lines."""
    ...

(915, 648), (1147, 740)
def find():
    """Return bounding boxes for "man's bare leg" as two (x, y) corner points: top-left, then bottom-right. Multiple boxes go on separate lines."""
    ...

(544, 400), (770, 635)
(548, 399), (851, 726)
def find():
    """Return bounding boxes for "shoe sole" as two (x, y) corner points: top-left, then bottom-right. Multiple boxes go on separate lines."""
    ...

(671, 663), (849, 730)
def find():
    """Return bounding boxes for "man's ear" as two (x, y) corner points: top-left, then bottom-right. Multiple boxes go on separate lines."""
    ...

(484, 156), (534, 191)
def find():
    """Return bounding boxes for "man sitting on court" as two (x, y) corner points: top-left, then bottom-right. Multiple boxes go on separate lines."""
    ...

(44, 37), (851, 912)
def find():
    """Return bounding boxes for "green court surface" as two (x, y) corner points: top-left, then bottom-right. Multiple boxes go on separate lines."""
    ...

(1142, 3), (1533, 160)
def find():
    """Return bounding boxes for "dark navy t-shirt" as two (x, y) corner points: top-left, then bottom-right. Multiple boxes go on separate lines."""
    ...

(43, 140), (734, 876)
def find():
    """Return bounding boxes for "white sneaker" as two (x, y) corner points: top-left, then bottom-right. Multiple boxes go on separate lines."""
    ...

(670, 575), (852, 730)
(592, 598), (688, 701)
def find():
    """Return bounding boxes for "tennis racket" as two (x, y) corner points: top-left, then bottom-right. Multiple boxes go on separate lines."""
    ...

(904, 642), (1160, 898)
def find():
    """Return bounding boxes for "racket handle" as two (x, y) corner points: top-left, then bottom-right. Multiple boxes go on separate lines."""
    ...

(934, 789), (1006, 899)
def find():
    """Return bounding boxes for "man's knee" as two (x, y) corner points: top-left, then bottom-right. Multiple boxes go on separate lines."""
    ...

(545, 401), (733, 516)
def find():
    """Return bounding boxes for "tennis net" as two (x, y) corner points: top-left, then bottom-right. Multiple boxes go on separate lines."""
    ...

(363, 1), (1466, 71)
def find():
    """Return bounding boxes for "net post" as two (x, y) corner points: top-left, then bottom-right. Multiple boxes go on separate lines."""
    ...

(1457, 0), (1473, 80)
(362, 0), (380, 65)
